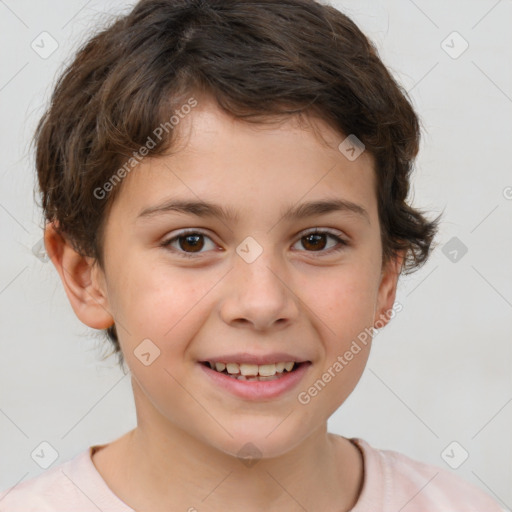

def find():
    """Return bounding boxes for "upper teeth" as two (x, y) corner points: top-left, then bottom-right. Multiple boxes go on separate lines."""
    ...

(209, 361), (295, 376)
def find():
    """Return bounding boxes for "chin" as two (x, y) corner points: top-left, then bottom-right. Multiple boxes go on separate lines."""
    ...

(206, 419), (310, 461)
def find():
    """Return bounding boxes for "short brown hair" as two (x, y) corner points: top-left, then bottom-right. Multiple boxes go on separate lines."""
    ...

(34, 0), (440, 367)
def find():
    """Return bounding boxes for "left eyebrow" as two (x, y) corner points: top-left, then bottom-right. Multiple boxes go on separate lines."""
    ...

(280, 198), (370, 225)
(136, 198), (370, 225)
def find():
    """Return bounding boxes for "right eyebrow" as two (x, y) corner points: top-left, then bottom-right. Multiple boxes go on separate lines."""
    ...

(136, 199), (240, 223)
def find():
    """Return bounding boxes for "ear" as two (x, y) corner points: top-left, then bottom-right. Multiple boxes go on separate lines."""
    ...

(373, 251), (404, 329)
(44, 222), (114, 330)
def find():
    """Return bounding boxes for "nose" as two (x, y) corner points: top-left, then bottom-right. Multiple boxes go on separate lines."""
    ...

(219, 250), (300, 331)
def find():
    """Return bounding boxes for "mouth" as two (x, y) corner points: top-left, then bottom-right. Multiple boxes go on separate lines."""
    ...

(199, 360), (307, 382)
(198, 359), (311, 400)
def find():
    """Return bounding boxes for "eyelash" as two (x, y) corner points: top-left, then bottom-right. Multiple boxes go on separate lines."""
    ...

(160, 228), (348, 259)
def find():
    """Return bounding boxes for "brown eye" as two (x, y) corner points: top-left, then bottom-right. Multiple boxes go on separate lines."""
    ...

(161, 230), (216, 258)
(293, 230), (347, 254)
(301, 233), (328, 251)
(178, 234), (204, 253)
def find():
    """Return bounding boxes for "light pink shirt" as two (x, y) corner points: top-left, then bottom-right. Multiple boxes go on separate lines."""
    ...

(0, 438), (505, 511)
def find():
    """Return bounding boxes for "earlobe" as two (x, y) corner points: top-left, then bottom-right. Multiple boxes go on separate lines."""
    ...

(373, 251), (404, 329)
(44, 222), (114, 330)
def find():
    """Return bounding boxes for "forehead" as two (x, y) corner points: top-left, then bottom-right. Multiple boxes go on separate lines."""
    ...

(107, 97), (377, 225)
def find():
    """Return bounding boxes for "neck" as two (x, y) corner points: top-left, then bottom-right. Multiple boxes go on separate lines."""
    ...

(92, 388), (364, 512)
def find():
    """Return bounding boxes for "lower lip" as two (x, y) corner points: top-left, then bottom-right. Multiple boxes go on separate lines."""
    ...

(198, 362), (311, 400)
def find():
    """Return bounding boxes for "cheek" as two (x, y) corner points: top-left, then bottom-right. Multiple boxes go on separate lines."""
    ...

(112, 261), (213, 351)
(303, 264), (379, 338)
(299, 271), (376, 415)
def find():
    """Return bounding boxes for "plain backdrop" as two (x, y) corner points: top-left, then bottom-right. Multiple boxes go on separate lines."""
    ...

(0, 0), (511, 507)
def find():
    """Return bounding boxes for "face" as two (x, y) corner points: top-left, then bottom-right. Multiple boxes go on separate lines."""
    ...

(53, 96), (401, 459)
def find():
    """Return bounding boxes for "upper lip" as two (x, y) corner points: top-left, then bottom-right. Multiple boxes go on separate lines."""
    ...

(200, 352), (311, 365)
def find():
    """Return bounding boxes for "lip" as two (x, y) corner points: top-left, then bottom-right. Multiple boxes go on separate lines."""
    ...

(199, 352), (309, 365)
(198, 361), (311, 400)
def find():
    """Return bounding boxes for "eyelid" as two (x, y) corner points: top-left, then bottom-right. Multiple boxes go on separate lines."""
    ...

(296, 226), (346, 240)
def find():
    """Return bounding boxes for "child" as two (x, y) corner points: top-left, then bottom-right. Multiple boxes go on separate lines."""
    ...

(0, 0), (505, 510)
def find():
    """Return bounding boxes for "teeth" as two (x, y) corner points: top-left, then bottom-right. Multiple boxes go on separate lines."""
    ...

(258, 364), (278, 377)
(226, 363), (240, 375)
(275, 362), (286, 372)
(208, 361), (297, 376)
(239, 363), (259, 376)
(237, 374), (280, 381)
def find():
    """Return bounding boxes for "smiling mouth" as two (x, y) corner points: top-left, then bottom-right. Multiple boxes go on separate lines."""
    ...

(200, 361), (306, 381)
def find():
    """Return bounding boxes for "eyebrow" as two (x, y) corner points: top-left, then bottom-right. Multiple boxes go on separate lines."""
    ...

(136, 198), (370, 224)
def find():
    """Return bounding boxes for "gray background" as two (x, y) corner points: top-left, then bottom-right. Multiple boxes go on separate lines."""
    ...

(0, 0), (511, 508)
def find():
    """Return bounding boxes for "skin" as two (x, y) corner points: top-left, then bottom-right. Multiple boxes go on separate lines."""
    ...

(45, 94), (403, 512)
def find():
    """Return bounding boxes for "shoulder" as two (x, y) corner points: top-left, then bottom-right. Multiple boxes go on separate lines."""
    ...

(351, 438), (505, 512)
(0, 448), (100, 512)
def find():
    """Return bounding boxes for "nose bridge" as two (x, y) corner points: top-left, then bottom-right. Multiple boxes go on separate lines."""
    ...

(236, 236), (287, 299)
